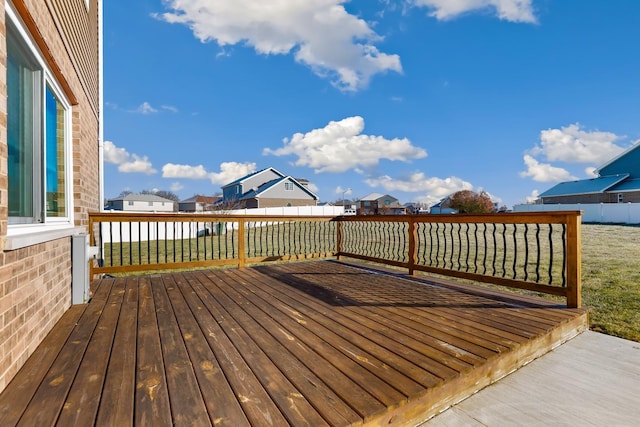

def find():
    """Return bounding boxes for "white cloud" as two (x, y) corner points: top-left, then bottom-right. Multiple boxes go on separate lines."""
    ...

(335, 186), (353, 195)
(208, 162), (257, 184)
(161, 161), (257, 185)
(161, 105), (179, 113)
(525, 189), (540, 204)
(365, 172), (473, 198)
(170, 182), (184, 192)
(412, 0), (537, 23)
(137, 102), (158, 114)
(263, 116), (426, 173)
(119, 155), (157, 175)
(157, 0), (402, 91)
(585, 166), (598, 178)
(306, 182), (319, 194)
(519, 154), (576, 183)
(162, 164), (210, 179)
(531, 124), (626, 164)
(104, 141), (157, 175)
(104, 140), (130, 164)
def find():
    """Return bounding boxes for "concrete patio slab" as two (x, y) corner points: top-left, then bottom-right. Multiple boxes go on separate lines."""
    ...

(423, 330), (640, 426)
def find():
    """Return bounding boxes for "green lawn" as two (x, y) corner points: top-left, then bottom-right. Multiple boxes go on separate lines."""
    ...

(581, 224), (640, 342)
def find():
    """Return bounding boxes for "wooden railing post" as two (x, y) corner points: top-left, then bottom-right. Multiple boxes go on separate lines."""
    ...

(408, 217), (417, 276)
(238, 219), (246, 269)
(565, 212), (582, 308)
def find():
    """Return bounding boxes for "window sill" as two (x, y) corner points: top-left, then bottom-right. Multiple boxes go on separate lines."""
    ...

(5, 225), (85, 250)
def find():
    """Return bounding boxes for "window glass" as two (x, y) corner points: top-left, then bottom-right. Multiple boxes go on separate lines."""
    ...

(46, 86), (66, 217)
(7, 25), (40, 221)
(6, 13), (70, 226)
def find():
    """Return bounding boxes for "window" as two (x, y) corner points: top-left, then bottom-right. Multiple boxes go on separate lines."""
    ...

(285, 182), (294, 191)
(148, 201), (154, 206)
(364, 201), (371, 206)
(618, 194), (624, 203)
(6, 9), (71, 225)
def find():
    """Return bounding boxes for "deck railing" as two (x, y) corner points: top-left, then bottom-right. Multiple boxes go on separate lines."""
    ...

(89, 210), (582, 307)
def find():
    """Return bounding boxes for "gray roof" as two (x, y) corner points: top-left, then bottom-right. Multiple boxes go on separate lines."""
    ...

(240, 176), (319, 200)
(539, 174), (629, 198)
(109, 194), (175, 203)
(221, 167), (284, 189)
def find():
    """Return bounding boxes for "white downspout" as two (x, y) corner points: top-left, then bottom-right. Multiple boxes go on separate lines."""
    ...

(98, 0), (104, 211)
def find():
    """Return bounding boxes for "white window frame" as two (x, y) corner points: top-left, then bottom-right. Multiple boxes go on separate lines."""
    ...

(6, 3), (74, 238)
(617, 193), (624, 203)
(285, 182), (294, 191)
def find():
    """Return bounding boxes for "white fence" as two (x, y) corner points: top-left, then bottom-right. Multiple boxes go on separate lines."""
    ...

(513, 203), (640, 224)
(99, 206), (345, 243)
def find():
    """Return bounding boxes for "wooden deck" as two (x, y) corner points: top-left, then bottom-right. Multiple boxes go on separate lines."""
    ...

(0, 260), (588, 426)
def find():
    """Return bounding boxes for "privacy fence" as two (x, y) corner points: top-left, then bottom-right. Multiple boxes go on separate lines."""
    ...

(89, 211), (582, 307)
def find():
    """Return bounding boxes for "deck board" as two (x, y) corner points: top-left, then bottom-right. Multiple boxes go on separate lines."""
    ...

(0, 260), (588, 426)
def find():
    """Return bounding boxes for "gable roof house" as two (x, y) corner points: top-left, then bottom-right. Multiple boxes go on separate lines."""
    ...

(539, 143), (640, 204)
(358, 193), (406, 215)
(221, 167), (318, 209)
(178, 195), (221, 212)
(0, 1), (102, 392)
(105, 194), (176, 212)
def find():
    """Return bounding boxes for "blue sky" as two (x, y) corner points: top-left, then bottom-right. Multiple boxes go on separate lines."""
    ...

(103, 0), (640, 208)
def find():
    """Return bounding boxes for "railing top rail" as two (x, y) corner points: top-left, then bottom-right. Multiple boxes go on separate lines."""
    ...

(335, 211), (582, 224)
(89, 212), (337, 222)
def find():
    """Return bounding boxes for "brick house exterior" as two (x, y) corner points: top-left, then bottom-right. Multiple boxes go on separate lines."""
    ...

(0, 0), (102, 392)
(357, 193), (406, 215)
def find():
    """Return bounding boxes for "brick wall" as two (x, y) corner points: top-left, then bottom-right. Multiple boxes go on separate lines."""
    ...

(0, 0), (100, 393)
(0, 238), (72, 391)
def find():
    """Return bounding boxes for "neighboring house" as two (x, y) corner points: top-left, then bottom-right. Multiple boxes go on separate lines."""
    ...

(105, 194), (176, 212)
(358, 193), (406, 215)
(0, 1), (102, 392)
(178, 195), (221, 212)
(539, 143), (640, 204)
(404, 202), (429, 214)
(221, 167), (318, 208)
(430, 197), (458, 214)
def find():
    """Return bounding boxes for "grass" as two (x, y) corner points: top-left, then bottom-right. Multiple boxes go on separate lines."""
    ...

(581, 224), (640, 342)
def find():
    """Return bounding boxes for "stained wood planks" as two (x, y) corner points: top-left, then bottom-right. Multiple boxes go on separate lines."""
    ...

(0, 261), (588, 426)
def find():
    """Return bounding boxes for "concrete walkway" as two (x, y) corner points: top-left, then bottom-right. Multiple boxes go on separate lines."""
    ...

(423, 331), (640, 426)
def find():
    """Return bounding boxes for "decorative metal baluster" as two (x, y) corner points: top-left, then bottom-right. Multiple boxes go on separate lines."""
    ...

(457, 223), (462, 270)
(548, 224), (554, 284)
(501, 224), (507, 277)
(118, 222), (123, 266)
(562, 224), (567, 287)
(232, 222), (238, 259)
(164, 222), (168, 264)
(473, 223), (478, 273)
(523, 224), (529, 281)
(147, 221), (151, 264)
(491, 224), (497, 276)
(481, 223), (487, 274)
(448, 223), (455, 269)
(535, 224), (541, 282)
(435, 223), (440, 268)
(512, 224), (518, 279)
(464, 223), (471, 271)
